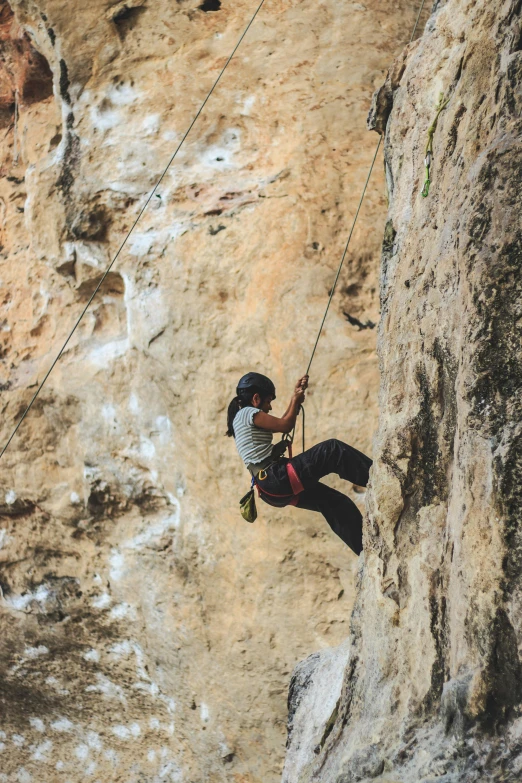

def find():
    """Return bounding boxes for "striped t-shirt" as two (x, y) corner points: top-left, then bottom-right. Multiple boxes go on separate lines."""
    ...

(233, 406), (273, 466)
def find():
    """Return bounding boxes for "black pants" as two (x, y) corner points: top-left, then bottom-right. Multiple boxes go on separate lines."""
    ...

(257, 439), (372, 555)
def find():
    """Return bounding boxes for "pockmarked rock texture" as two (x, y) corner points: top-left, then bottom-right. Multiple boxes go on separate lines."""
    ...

(284, 0), (522, 781)
(0, 0), (424, 780)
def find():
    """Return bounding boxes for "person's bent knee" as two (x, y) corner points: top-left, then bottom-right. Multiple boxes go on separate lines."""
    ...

(329, 438), (351, 456)
(313, 438), (339, 454)
(324, 438), (343, 449)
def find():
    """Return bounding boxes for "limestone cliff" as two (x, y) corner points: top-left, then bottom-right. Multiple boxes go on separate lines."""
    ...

(0, 0), (424, 780)
(283, 0), (522, 781)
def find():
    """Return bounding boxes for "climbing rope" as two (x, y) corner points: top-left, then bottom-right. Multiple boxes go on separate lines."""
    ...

(306, 139), (382, 376)
(421, 93), (449, 197)
(0, 0), (267, 461)
(300, 0), (428, 455)
(305, 0), (428, 377)
(287, 404), (305, 456)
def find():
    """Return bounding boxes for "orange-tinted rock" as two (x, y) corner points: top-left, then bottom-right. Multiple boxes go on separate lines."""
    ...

(0, 0), (52, 125)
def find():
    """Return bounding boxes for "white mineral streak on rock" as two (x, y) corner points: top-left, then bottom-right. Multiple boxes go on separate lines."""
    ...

(50, 718), (74, 733)
(128, 393), (140, 414)
(5, 490), (16, 505)
(109, 602), (137, 620)
(108, 640), (132, 658)
(91, 592), (111, 609)
(124, 503), (180, 550)
(109, 549), (125, 581)
(30, 739), (52, 762)
(0, 529), (11, 549)
(45, 676), (70, 695)
(104, 749), (119, 765)
(88, 338), (130, 368)
(74, 744), (89, 760)
(85, 674), (126, 703)
(111, 725), (130, 739)
(111, 723), (140, 739)
(129, 232), (157, 257)
(3, 586), (50, 612)
(23, 646), (49, 659)
(87, 731), (102, 751)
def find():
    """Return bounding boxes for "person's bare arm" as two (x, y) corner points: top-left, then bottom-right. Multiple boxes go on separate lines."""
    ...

(254, 376), (308, 433)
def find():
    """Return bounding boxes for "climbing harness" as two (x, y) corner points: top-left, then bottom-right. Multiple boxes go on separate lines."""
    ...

(237, 395), (306, 522)
(240, 426), (305, 520)
(1, 0), (428, 462)
(421, 93), (450, 197)
(239, 463), (303, 521)
(254, 460), (304, 509)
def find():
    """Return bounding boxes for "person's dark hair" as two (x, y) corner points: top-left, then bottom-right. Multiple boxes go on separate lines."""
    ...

(226, 388), (260, 438)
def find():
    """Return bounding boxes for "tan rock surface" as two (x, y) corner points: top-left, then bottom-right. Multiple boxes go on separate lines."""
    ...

(285, 0), (522, 780)
(0, 0), (424, 780)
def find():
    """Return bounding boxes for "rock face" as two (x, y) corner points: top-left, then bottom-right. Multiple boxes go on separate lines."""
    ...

(0, 0), (424, 780)
(284, 0), (522, 781)
(282, 636), (350, 783)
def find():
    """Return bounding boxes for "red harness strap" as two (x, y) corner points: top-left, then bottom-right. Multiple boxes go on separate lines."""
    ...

(287, 462), (304, 495)
(255, 461), (304, 507)
(256, 484), (300, 507)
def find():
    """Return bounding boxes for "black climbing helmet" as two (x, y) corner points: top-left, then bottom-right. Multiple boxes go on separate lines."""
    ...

(236, 372), (276, 400)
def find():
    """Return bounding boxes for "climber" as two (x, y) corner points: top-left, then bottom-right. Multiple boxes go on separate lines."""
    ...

(226, 372), (372, 555)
